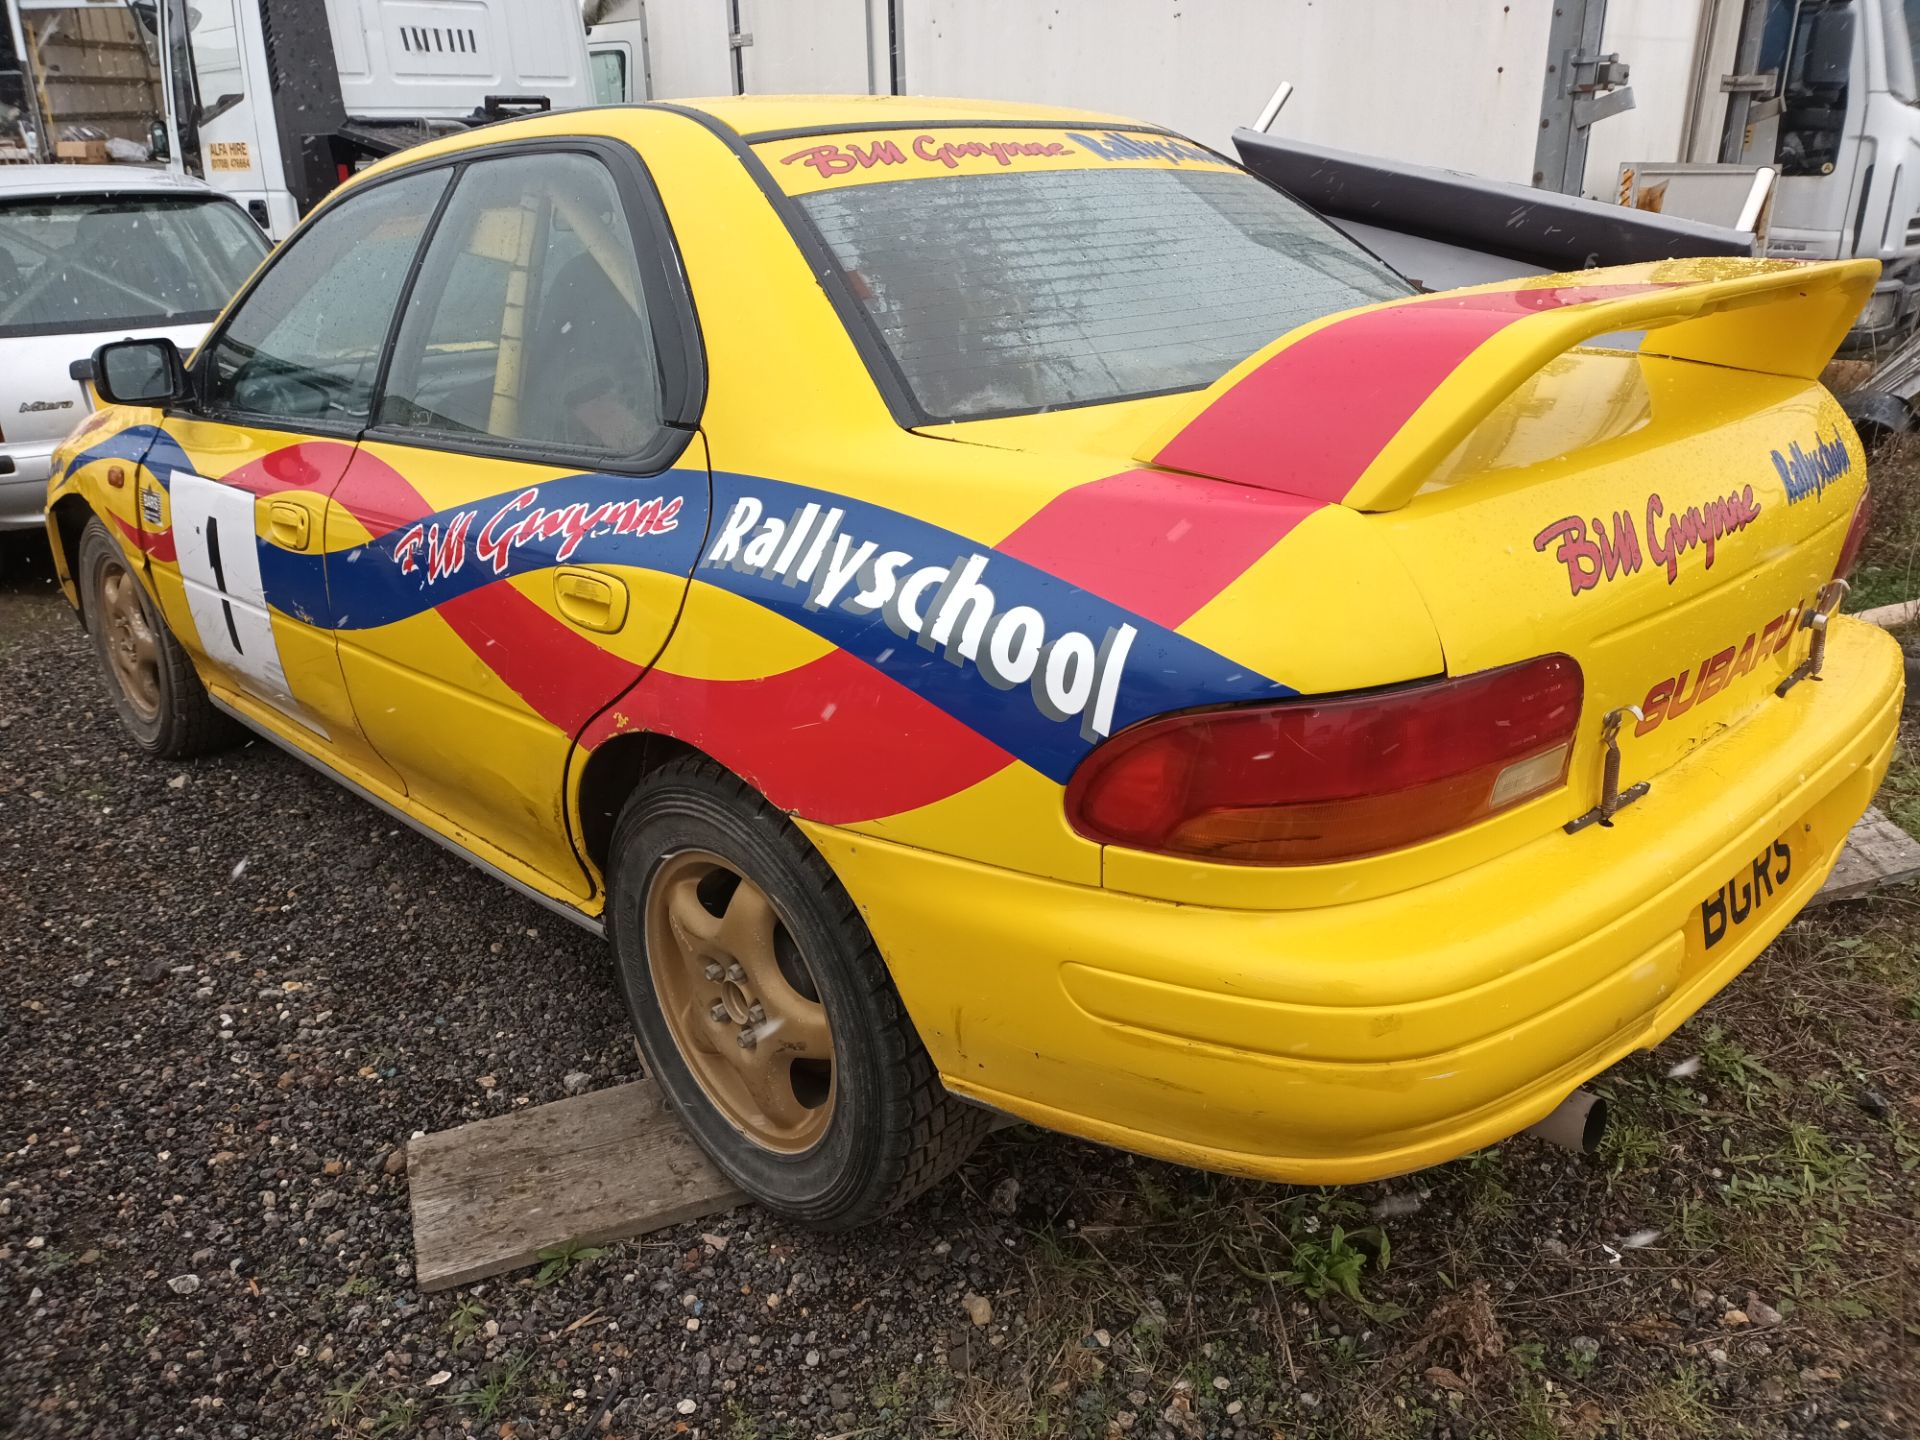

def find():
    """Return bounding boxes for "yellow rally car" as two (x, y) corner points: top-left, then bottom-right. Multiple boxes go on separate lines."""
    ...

(45, 98), (1904, 1226)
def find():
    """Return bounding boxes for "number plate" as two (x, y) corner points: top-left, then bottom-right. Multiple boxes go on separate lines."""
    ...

(1697, 835), (1796, 953)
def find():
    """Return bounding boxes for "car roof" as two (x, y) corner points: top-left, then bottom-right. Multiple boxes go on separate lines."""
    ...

(661, 94), (1152, 139)
(0, 164), (232, 200)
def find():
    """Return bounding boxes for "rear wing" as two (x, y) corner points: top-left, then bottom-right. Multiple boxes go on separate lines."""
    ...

(1137, 259), (1879, 513)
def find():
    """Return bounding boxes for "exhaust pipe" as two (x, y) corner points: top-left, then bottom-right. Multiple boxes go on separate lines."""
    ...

(1525, 1089), (1609, 1154)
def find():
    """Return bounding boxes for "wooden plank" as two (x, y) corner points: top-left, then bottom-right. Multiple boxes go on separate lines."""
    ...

(408, 1080), (742, 1292)
(1810, 805), (1920, 906)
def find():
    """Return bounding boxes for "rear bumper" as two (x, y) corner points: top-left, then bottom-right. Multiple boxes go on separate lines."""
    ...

(0, 443), (54, 531)
(806, 619), (1905, 1183)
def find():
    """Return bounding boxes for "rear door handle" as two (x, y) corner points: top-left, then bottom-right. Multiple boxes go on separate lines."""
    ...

(267, 500), (310, 551)
(554, 567), (628, 633)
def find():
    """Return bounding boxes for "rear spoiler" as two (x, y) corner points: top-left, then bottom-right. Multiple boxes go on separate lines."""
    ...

(1137, 258), (1878, 513)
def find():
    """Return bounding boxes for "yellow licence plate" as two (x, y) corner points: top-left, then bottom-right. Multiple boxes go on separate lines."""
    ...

(1697, 834), (1797, 954)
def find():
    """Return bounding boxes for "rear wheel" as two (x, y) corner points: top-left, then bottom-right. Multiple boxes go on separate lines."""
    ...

(608, 755), (989, 1227)
(77, 517), (233, 758)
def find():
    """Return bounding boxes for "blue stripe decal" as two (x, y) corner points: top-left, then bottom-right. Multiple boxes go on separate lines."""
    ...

(65, 423), (191, 483)
(290, 469), (1287, 781)
(64, 431), (1289, 782)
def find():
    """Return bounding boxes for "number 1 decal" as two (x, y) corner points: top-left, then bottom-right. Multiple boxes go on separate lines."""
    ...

(170, 472), (327, 737)
(203, 514), (245, 654)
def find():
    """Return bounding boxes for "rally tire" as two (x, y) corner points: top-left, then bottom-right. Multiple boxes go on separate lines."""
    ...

(77, 517), (234, 759)
(607, 755), (989, 1227)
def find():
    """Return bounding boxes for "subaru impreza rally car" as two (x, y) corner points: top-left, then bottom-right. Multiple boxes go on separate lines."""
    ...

(44, 97), (1904, 1226)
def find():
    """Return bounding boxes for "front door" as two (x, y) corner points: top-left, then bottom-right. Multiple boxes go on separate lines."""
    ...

(331, 145), (709, 897)
(137, 164), (453, 794)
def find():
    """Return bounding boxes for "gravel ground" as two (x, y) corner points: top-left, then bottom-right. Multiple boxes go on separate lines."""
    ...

(4, 531), (1918, 1440)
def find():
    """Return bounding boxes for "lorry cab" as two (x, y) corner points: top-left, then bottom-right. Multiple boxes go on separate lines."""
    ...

(1728, 0), (1920, 352)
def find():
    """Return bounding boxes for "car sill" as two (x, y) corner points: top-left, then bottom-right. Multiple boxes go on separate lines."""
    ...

(207, 695), (607, 939)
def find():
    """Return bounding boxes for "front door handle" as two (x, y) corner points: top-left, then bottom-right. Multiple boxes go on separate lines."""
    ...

(554, 567), (628, 634)
(267, 500), (310, 551)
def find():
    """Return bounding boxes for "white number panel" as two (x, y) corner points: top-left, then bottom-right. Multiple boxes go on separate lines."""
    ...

(169, 472), (328, 738)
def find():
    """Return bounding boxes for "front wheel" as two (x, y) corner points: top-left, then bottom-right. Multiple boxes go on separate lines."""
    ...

(76, 517), (234, 759)
(607, 755), (988, 1227)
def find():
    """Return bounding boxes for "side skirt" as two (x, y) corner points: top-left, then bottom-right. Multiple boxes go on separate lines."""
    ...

(208, 694), (607, 940)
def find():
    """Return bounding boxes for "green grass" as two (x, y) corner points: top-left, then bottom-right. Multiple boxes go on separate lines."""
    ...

(1881, 728), (1920, 839)
(1852, 437), (1920, 610)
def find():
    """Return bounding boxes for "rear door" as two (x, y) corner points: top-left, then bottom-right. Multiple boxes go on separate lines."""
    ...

(331, 142), (708, 897)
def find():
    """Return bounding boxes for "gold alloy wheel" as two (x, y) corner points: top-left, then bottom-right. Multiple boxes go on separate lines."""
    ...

(96, 557), (162, 722)
(646, 850), (836, 1152)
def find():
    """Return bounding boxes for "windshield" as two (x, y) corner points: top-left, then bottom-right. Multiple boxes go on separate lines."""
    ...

(0, 194), (267, 338)
(794, 163), (1410, 423)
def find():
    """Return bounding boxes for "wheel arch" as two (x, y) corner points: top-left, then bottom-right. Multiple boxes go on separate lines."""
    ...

(48, 494), (98, 619)
(572, 729), (711, 885)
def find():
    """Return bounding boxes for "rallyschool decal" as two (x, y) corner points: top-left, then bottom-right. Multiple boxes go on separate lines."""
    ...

(696, 474), (1290, 785)
(1067, 131), (1218, 165)
(1532, 484), (1763, 596)
(1771, 428), (1851, 505)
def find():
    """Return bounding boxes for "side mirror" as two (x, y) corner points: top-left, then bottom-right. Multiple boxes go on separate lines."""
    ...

(90, 338), (188, 407)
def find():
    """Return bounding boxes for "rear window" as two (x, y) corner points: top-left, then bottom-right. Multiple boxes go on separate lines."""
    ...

(795, 165), (1410, 423)
(0, 194), (269, 339)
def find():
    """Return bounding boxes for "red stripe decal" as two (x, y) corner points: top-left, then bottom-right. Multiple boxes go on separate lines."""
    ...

(1153, 282), (1671, 504)
(218, 440), (360, 499)
(590, 467), (1312, 817)
(112, 511), (176, 563)
(331, 448), (639, 735)
(436, 583), (643, 736)
(996, 467), (1319, 627)
(586, 650), (1013, 822)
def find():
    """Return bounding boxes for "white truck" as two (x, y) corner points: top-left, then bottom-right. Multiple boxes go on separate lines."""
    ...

(3, 0), (596, 239)
(616, 0), (1920, 351)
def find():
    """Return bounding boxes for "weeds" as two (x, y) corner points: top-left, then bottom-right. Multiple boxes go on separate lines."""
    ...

(370, 1398), (423, 1436)
(1599, 1109), (1665, 1173)
(527, 1241), (605, 1289)
(321, 1373), (369, 1426)
(446, 1295), (486, 1344)
(455, 1354), (531, 1422)
(1618, 1363), (1722, 1439)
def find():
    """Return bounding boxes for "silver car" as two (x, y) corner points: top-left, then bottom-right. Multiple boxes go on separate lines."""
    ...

(0, 165), (269, 531)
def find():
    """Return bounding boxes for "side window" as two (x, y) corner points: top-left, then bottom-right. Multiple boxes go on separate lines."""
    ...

(199, 168), (449, 427)
(591, 48), (630, 104)
(377, 152), (665, 460)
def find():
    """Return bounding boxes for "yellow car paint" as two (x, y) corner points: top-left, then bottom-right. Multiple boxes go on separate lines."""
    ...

(44, 96), (1905, 1186)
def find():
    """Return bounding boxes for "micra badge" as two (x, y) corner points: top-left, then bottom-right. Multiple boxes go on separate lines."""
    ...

(19, 398), (74, 413)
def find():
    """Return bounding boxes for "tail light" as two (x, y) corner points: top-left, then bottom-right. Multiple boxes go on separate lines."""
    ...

(1834, 486), (1872, 581)
(1065, 655), (1583, 865)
